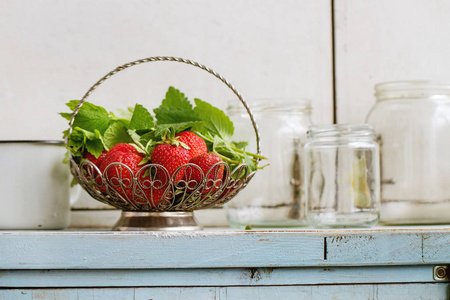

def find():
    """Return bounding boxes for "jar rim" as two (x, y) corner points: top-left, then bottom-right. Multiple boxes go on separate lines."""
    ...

(307, 124), (375, 139)
(227, 98), (312, 113)
(375, 80), (450, 100)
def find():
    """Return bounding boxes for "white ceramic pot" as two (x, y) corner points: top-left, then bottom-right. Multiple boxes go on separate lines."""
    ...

(0, 141), (71, 229)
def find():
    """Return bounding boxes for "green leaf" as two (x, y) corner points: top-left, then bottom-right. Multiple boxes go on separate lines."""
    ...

(243, 151), (257, 173)
(115, 107), (134, 120)
(70, 177), (79, 187)
(128, 104), (154, 131)
(70, 101), (111, 134)
(66, 128), (86, 151)
(59, 112), (73, 121)
(232, 141), (248, 150)
(103, 122), (133, 150)
(194, 98), (234, 140)
(162, 86), (193, 110)
(77, 127), (101, 141)
(65, 100), (81, 111)
(154, 122), (203, 138)
(154, 87), (202, 124)
(127, 129), (144, 149)
(85, 139), (105, 158)
(154, 107), (203, 124)
(68, 127), (105, 158)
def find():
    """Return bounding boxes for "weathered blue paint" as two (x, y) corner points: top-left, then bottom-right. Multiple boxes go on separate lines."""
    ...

(2, 227), (450, 269)
(325, 232), (423, 265)
(0, 230), (325, 269)
(0, 284), (448, 300)
(0, 266), (438, 288)
(1, 227), (450, 298)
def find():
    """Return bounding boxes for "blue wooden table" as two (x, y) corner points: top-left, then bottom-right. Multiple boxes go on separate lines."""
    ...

(1, 226), (449, 299)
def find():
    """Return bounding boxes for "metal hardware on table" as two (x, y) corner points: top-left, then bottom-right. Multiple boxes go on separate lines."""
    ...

(434, 266), (449, 281)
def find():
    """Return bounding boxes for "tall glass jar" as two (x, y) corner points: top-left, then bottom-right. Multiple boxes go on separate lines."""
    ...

(225, 99), (312, 228)
(304, 124), (380, 228)
(366, 81), (450, 224)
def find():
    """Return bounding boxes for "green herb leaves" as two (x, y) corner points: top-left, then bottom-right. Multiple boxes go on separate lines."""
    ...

(61, 86), (264, 170)
(194, 99), (234, 140)
(129, 104), (155, 131)
(154, 87), (202, 124)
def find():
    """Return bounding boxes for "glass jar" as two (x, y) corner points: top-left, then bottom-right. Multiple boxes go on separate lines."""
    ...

(225, 99), (312, 228)
(304, 124), (380, 228)
(366, 81), (450, 224)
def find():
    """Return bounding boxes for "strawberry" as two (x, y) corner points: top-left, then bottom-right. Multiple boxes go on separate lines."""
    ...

(151, 143), (190, 182)
(188, 152), (224, 194)
(144, 186), (167, 207)
(82, 151), (108, 190)
(108, 143), (141, 155)
(175, 131), (207, 159)
(83, 150), (107, 168)
(99, 145), (146, 201)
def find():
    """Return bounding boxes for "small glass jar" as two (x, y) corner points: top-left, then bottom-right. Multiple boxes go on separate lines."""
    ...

(366, 81), (450, 224)
(225, 99), (312, 228)
(304, 124), (380, 228)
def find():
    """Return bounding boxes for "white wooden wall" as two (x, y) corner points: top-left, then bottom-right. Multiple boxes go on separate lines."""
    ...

(334, 0), (450, 123)
(1, 0), (449, 227)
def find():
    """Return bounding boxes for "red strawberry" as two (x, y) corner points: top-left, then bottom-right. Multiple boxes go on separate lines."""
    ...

(82, 151), (108, 189)
(83, 150), (107, 168)
(144, 186), (167, 207)
(188, 152), (224, 194)
(175, 131), (207, 159)
(108, 143), (141, 156)
(151, 144), (190, 182)
(99, 146), (146, 201)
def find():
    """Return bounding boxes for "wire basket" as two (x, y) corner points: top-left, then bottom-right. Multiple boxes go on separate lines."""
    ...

(67, 56), (261, 231)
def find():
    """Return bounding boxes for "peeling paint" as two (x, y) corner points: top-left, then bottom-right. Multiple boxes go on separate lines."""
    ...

(248, 268), (262, 282)
(262, 268), (274, 276)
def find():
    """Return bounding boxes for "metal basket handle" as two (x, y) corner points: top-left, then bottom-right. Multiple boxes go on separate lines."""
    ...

(68, 56), (261, 159)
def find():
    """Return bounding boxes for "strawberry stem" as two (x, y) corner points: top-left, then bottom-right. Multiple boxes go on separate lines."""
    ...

(214, 152), (240, 165)
(232, 148), (267, 160)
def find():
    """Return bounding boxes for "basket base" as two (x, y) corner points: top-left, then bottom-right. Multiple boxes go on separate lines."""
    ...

(112, 211), (203, 231)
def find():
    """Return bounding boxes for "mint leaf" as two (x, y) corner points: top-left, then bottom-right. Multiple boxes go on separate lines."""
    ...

(65, 127), (104, 158)
(66, 127), (85, 155)
(244, 151), (257, 173)
(162, 86), (192, 110)
(154, 87), (202, 124)
(194, 98), (234, 140)
(154, 122), (203, 138)
(103, 122), (133, 150)
(59, 112), (72, 121)
(232, 141), (248, 150)
(86, 138), (105, 158)
(116, 107), (134, 120)
(128, 104), (154, 131)
(127, 129), (144, 149)
(65, 100), (81, 111)
(212, 135), (240, 162)
(154, 107), (203, 124)
(69, 101), (111, 134)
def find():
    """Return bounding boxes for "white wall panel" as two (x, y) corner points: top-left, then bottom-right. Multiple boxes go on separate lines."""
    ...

(0, 0), (333, 141)
(334, 0), (450, 123)
(0, 0), (333, 226)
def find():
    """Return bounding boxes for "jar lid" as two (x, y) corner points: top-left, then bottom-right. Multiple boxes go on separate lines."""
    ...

(307, 124), (375, 140)
(375, 81), (450, 100)
(227, 98), (312, 114)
